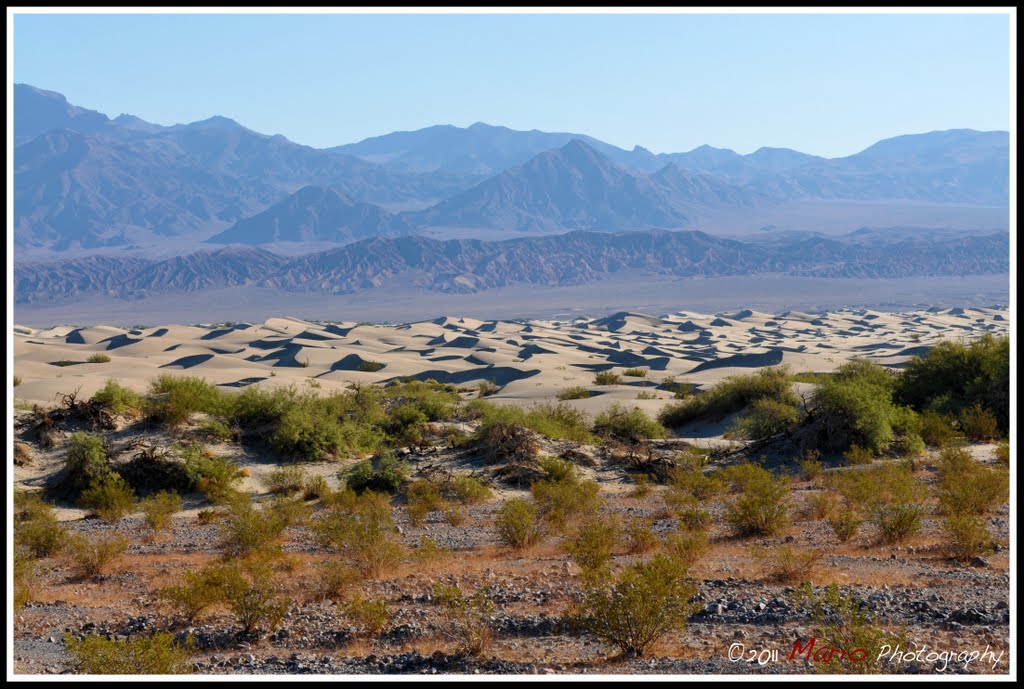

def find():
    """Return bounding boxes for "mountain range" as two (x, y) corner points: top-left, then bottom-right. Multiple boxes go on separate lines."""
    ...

(14, 83), (1010, 255)
(14, 229), (1009, 305)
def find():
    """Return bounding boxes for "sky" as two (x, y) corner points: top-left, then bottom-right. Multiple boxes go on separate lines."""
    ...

(10, 10), (1013, 157)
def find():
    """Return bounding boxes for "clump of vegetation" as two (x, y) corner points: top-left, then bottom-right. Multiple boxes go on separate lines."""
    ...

(450, 475), (493, 504)
(404, 478), (444, 526)
(592, 403), (667, 443)
(344, 453), (408, 494)
(732, 397), (802, 440)
(180, 444), (245, 503)
(662, 529), (711, 568)
(312, 497), (406, 578)
(829, 462), (925, 544)
(302, 474), (330, 501)
(842, 444), (875, 466)
(313, 561), (362, 603)
(433, 583), (497, 656)
(14, 492), (66, 558)
(622, 368), (647, 378)
(86, 353), (112, 364)
(575, 555), (700, 658)
(477, 380), (500, 397)
(593, 371), (623, 386)
(158, 563), (241, 623)
(918, 410), (957, 448)
(494, 498), (544, 550)
(798, 451), (824, 481)
(876, 503), (924, 544)
(994, 442), (1009, 466)
(385, 379), (460, 421)
(261, 465), (308, 495)
(223, 564), (292, 634)
(958, 403), (1000, 442)
(344, 594), (392, 636)
(531, 469), (602, 532)
(65, 532), (129, 578)
(14, 374), (22, 387)
(658, 366), (796, 429)
(566, 516), (620, 585)
(724, 469), (790, 537)
(65, 632), (196, 674)
(59, 432), (118, 500)
(356, 360), (385, 373)
(801, 491), (836, 521)
(827, 506), (864, 543)
(936, 447), (1008, 516)
(629, 474), (653, 498)
(91, 379), (143, 417)
(557, 386), (591, 400)
(146, 375), (226, 428)
(943, 514), (995, 562)
(624, 518), (660, 554)
(79, 476), (136, 523)
(751, 544), (822, 584)
(218, 496), (299, 559)
(14, 549), (36, 610)
(270, 389), (385, 461)
(139, 491), (182, 533)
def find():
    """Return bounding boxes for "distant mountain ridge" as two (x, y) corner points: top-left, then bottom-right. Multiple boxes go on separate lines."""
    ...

(14, 83), (1010, 254)
(15, 229), (1009, 304)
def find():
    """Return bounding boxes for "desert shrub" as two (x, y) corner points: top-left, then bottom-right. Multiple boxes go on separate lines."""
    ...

(14, 492), (66, 558)
(386, 379), (459, 421)
(60, 432), (117, 499)
(146, 375), (226, 428)
(715, 461), (773, 493)
(624, 519), (660, 554)
(801, 491), (836, 521)
(668, 467), (724, 501)
(450, 475), (493, 504)
(524, 402), (593, 442)
(557, 386), (591, 400)
(875, 503), (924, 544)
(79, 476), (136, 523)
(943, 515), (995, 562)
(899, 434), (926, 458)
(405, 479), (444, 526)
(791, 582), (906, 674)
(751, 544), (821, 584)
(261, 465), (308, 495)
(140, 491), (182, 533)
(995, 442), (1009, 466)
(179, 443), (244, 502)
(798, 451), (824, 481)
(566, 516), (620, 585)
(477, 380), (500, 398)
(345, 594), (392, 635)
(531, 475), (602, 531)
(593, 403), (667, 443)
(538, 455), (577, 482)
(312, 506), (406, 578)
(158, 563), (239, 623)
(356, 360), (385, 373)
(412, 535), (451, 564)
(662, 529), (711, 568)
(658, 366), (796, 428)
(494, 498), (544, 549)
(442, 507), (467, 527)
(918, 411), (957, 448)
(479, 420), (538, 466)
(895, 334), (1009, 433)
(622, 368), (647, 378)
(828, 462), (921, 509)
(15, 549), (37, 610)
(629, 474), (653, 498)
(222, 564), (291, 634)
(196, 508), (220, 525)
(384, 403), (428, 444)
(936, 448), (1008, 515)
(594, 371), (623, 386)
(302, 474), (330, 501)
(959, 403), (999, 442)
(65, 632), (195, 674)
(732, 397), (801, 439)
(724, 472), (790, 537)
(842, 444), (875, 466)
(272, 402), (382, 462)
(576, 555), (700, 657)
(14, 374), (22, 387)
(344, 453), (408, 494)
(218, 497), (297, 559)
(91, 379), (143, 416)
(199, 418), (238, 442)
(65, 532), (128, 578)
(433, 583), (496, 656)
(828, 507), (863, 543)
(313, 561), (361, 602)
(227, 384), (300, 427)
(669, 496), (712, 532)
(86, 353), (112, 363)
(636, 390), (657, 400)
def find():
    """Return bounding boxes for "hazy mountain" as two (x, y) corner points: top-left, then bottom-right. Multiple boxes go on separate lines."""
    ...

(13, 84), (115, 145)
(208, 186), (410, 244)
(15, 229), (1008, 303)
(413, 140), (690, 231)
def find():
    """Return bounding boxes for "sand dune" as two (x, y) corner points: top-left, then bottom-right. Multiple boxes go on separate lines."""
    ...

(12, 307), (1010, 412)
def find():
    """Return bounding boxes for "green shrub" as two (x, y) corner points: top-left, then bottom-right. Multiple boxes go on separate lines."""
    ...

(302, 474), (330, 501)
(65, 632), (195, 674)
(261, 465), (307, 495)
(433, 583), (496, 656)
(676, 503), (713, 532)
(60, 432), (117, 499)
(538, 455), (577, 482)
(801, 491), (836, 521)
(715, 461), (772, 493)
(918, 411), (957, 448)
(635, 391), (657, 400)
(312, 505), (406, 578)
(875, 503), (924, 544)
(842, 444), (875, 466)
(732, 397), (801, 439)
(828, 506), (863, 543)
(450, 475), (492, 504)
(557, 386), (591, 400)
(576, 555), (700, 657)
(221, 564), (291, 634)
(140, 491), (182, 533)
(899, 434), (926, 458)
(344, 453), (408, 494)
(959, 404), (1000, 442)
(385, 379), (459, 421)
(936, 448), (1008, 515)
(629, 474), (653, 498)
(477, 380), (500, 398)
(314, 561), (362, 602)
(199, 418), (237, 442)
(442, 507), (467, 527)
(622, 368), (647, 378)
(798, 451), (824, 481)
(405, 479), (444, 526)
(524, 402), (593, 442)
(593, 403), (667, 443)
(14, 492), (66, 557)
(218, 497), (296, 559)
(91, 379), (142, 416)
(146, 375), (226, 428)
(158, 563), (239, 623)
(658, 366), (796, 428)
(345, 594), (391, 635)
(995, 442), (1009, 466)
(943, 515), (995, 562)
(531, 476), (602, 531)
(14, 549), (36, 610)
(594, 371), (623, 386)
(624, 519), (660, 554)
(566, 516), (620, 585)
(14, 374), (22, 387)
(662, 529), (711, 568)
(668, 467), (724, 501)
(356, 360), (385, 373)
(65, 532), (128, 578)
(86, 353), (112, 364)
(494, 498), (544, 549)
(724, 472), (790, 537)
(750, 544), (821, 584)
(180, 444), (244, 503)
(80, 476), (136, 523)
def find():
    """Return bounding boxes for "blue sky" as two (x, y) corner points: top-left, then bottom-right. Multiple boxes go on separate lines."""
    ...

(11, 11), (1012, 157)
